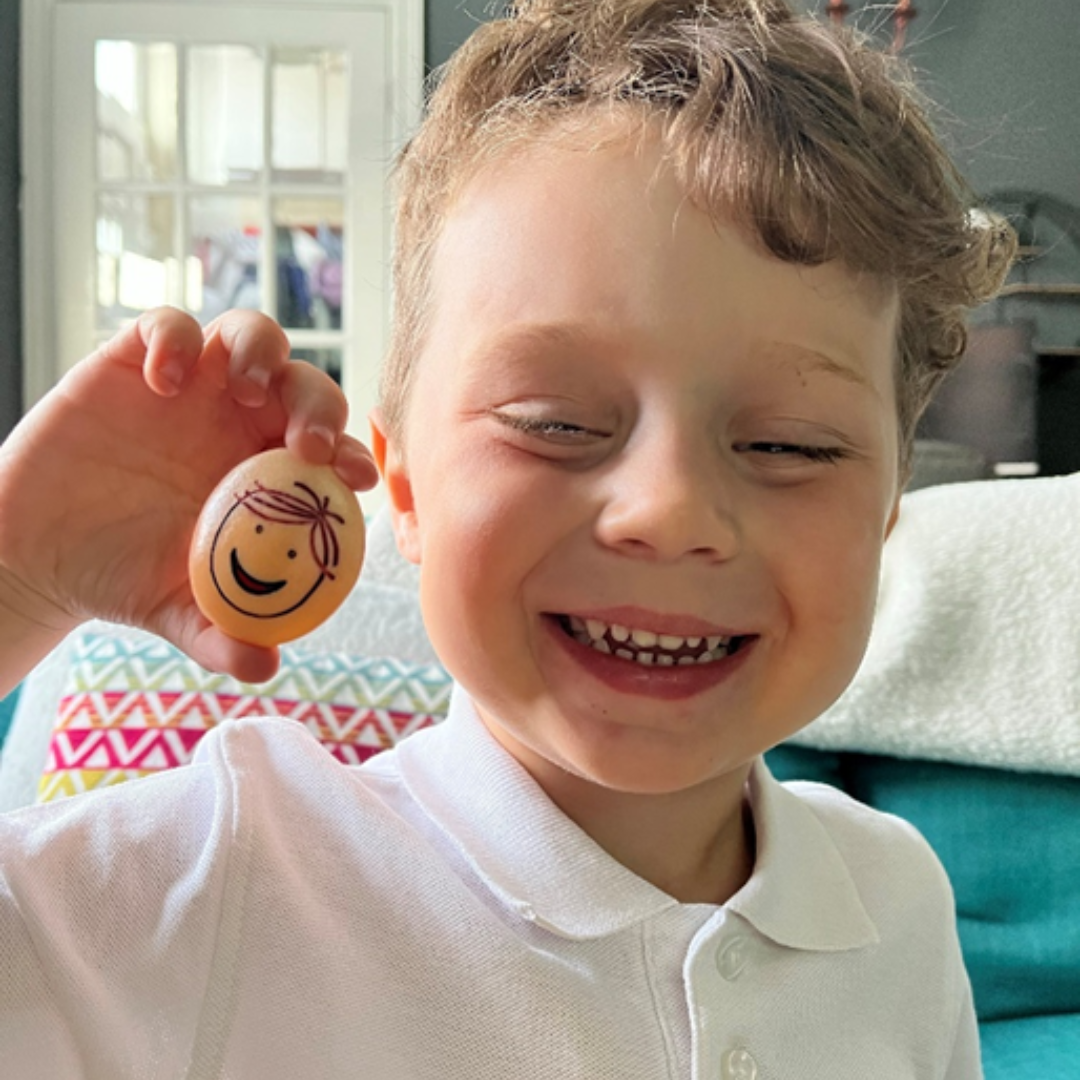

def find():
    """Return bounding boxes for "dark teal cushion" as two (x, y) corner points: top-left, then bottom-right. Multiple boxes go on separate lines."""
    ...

(841, 754), (1080, 1024)
(980, 1013), (1080, 1079)
(767, 739), (1080, 1068)
(764, 743), (846, 787)
(0, 682), (21, 751)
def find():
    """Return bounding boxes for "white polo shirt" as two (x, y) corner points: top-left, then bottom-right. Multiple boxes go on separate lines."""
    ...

(0, 687), (979, 1079)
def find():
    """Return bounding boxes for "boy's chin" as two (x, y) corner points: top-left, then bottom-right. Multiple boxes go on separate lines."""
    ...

(476, 699), (758, 797)
(552, 740), (753, 798)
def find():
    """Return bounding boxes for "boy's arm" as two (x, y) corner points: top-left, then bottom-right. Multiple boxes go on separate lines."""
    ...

(0, 306), (378, 694)
(0, 569), (77, 699)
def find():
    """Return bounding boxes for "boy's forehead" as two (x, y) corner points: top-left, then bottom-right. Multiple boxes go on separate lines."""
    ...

(439, 115), (897, 324)
(430, 126), (899, 364)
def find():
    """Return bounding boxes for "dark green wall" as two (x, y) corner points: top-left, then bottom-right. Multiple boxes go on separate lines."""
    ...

(2, 1), (1077, 440)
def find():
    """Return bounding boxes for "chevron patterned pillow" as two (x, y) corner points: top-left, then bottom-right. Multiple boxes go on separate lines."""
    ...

(38, 629), (453, 803)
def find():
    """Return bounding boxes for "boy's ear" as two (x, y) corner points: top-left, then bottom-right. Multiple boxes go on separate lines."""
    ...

(368, 408), (422, 566)
(884, 495), (901, 540)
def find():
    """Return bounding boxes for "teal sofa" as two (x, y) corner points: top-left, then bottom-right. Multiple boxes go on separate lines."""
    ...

(765, 744), (1080, 1078)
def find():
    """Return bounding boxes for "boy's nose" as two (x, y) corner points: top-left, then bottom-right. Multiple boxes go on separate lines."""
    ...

(593, 430), (741, 564)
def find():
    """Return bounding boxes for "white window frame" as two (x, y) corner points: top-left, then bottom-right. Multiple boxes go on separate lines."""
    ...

(21, 0), (423, 438)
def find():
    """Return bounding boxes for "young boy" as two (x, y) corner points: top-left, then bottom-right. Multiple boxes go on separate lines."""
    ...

(0, 1), (1013, 1076)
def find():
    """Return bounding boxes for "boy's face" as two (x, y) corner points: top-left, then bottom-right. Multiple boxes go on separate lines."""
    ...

(378, 124), (901, 797)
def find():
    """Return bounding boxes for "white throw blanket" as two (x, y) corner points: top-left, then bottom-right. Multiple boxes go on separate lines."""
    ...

(794, 473), (1080, 774)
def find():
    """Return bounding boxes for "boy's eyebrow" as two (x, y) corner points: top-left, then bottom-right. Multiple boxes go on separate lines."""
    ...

(474, 323), (878, 394)
(769, 344), (875, 391)
(475, 322), (598, 358)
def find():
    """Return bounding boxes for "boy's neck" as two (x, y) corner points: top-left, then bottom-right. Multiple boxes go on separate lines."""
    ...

(483, 718), (757, 906)
(551, 770), (755, 907)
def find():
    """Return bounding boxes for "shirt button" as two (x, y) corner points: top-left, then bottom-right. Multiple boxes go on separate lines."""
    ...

(716, 935), (750, 981)
(722, 1047), (758, 1080)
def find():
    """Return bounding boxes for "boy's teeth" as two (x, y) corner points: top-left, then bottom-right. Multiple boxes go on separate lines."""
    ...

(563, 614), (740, 669)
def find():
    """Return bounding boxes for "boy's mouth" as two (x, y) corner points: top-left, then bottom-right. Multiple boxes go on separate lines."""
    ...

(554, 614), (748, 668)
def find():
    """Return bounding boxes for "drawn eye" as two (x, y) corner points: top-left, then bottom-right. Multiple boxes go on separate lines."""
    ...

(288, 550), (297, 559)
(255, 525), (264, 534)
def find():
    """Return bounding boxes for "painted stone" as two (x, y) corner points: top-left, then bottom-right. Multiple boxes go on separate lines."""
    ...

(189, 448), (364, 647)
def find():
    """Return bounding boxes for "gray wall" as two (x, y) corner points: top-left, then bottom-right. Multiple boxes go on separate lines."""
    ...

(427, 0), (1080, 204)
(893, 0), (1080, 208)
(0, 0), (20, 441)
(426, 0), (504, 71)
(2, 1), (1077, 439)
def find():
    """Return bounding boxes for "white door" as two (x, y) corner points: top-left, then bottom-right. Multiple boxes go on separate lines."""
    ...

(24, 0), (422, 439)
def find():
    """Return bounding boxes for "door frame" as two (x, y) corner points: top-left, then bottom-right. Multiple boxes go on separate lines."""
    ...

(21, 0), (424, 416)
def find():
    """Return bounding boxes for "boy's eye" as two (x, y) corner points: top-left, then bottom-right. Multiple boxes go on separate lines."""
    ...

(493, 411), (604, 444)
(737, 442), (847, 465)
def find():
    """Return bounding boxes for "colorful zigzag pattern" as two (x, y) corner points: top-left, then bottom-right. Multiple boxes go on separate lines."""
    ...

(39, 632), (452, 802)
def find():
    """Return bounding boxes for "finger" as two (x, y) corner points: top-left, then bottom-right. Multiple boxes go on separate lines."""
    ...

(278, 361), (350, 466)
(156, 602), (282, 683)
(188, 626), (281, 684)
(203, 310), (292, 408)
(333, 435), (381, 492)
(93, 307), (204, 397)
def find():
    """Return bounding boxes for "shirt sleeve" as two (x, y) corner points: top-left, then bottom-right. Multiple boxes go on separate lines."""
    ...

(0, 752), (237, 1077)
(942, 977), (983, 1080)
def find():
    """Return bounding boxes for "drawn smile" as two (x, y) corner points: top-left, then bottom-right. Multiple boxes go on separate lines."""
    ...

(230, 549), (287, 596)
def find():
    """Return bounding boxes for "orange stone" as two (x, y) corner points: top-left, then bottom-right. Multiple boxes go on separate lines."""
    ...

(189, 448), (364, 647)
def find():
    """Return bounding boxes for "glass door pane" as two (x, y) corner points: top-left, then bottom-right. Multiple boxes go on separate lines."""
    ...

(186, 45), (265, 185)
(271, 47), (348, 184)
(274, 197), (344, 330)
(96, 193), (177, 329)
(96, 41), (178, 182)
(188, 196), (263, 322)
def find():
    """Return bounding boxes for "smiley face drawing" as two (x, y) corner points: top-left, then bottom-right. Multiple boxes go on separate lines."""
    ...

(189, 449), (364, 647)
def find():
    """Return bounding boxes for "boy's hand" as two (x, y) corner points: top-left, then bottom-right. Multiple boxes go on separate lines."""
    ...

(0, 307), (378, 683)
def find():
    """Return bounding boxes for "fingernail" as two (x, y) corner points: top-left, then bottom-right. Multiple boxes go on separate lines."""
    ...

(239, 368), (271, 406)
(308, 424), (336, 455)
(244, 371), (270, 406)
(160, 358), (185, 394)
(246, 367), (271, 391)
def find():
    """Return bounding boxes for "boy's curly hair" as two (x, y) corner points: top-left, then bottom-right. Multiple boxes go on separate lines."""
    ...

(382, 0), (1016, 474)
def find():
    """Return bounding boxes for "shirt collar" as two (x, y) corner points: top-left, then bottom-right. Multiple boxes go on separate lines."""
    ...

(727, 762), (880, 951)
(393, 686), (877, 950)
